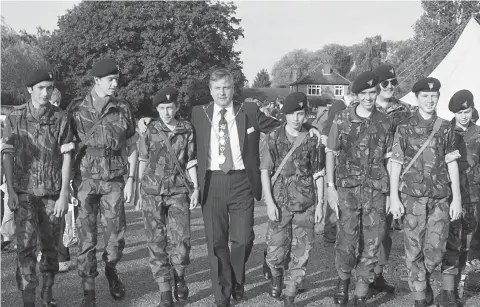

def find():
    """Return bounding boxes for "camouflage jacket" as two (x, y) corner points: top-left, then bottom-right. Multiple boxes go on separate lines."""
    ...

(260, 124), (325, 212)
(2, 102), (73, 196)
(375, 97), (412, 131)
(68, 88), (137, 181)
(326, 102), (393, 193)
(451, 120), (480, 204)
(138, 119), (196, 196)
(390, 111), (460, 198)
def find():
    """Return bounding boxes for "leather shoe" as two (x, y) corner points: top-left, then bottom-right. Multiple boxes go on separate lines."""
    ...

(333, 278), (349, 305)
(270, 275), (283, 300)
(156, 291), (174, 307)
(105, 266), (126, 300)
(353, 296), (367, 307)
(173, 275), (189, 301)
(232, 282), (244, 301)
(369, 273), (395, 295)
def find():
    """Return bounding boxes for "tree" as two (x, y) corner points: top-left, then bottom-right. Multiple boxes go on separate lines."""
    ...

(43, 1), (246, 118)
(252, 69), (271, 88)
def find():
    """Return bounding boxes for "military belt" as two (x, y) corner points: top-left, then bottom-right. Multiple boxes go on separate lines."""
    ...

(85, 147), (122, 157)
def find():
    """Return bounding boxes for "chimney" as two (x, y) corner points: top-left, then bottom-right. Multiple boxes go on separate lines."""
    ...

(322, 64), (332, 75)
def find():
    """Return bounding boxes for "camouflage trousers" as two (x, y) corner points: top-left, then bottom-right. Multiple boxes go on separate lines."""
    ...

(73, 177), (126, 278)
(335, 186), (386, 285)
(442, 202), (479, 275)
(141, 191), (191, 283)
(15, 193), (60, 291)
(402, 194), (450, 292)
(265, 205), (315, 296)
(470, 203), (480, 260)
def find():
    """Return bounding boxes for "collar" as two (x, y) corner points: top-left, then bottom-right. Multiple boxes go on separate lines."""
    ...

(153, 118), (187, 133)
(213, 101), (234, 116)
(348, 102), (378, 123)
(26, 100), (52, 121)
(411, 110), (437, 127)
(278, 122), (307, 144)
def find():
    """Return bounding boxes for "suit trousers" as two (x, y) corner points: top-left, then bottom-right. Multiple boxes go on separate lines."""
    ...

(202, 170), (255, 306)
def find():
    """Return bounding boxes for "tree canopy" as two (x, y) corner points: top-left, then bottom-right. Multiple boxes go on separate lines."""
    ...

(42, 1), (245, 117)
(252, 69), (271, 88)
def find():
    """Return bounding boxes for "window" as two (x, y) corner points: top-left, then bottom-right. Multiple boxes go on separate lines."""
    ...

(307, 85), (322, 96)
(334, 85), (344, 96)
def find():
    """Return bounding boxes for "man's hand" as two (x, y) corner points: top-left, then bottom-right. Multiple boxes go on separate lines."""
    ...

(7, 190), (19, 211)
(265, 199), (279, 222)
(189, 189), (200, 210)
(54, 193), (69, 218)
(124, 177), (134, 203)
(388, 196), (405, 219)
(138, 117), (152, 134)
(327, 186), (339, 219)
(308, 128), (322, 146)
(315, 204), (324, 224)
(449, 198), (462, 221)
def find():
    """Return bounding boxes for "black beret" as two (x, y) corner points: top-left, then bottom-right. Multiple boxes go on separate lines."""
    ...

(25, 69), (54, 87)
(91, 58), (119, 78)
(280, 92), (308, 114)
(373, 64), (396, 82)
(412, 77), (441, 93)
(449, 89), (474, 113)
(153, 87), (179, 106)
(351, 71), (378, 94)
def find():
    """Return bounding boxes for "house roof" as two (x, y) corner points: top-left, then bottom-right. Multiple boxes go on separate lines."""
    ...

(241, 87), (290, 102)
(290, 64), (351, 86)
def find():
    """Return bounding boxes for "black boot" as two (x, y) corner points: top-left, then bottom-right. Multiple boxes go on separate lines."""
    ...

(333, 278), (349, 305)
(80, 290), (96, 307)
(22, 289), (36, 307)
(173, 274), (189, 301)
(370, 273), (395, 295)
(283, 295), (297, 307)
(270, 274), (283, 300)
(353, 296), (367, 307)
(414, 299), (428, 307)
(435, 290), (461, 307)
(426, 273), (434, 305)
(105, 265), (125, 300)
(40, 273), (57, 306)
(157, 291), (174, 307)
(263, 249), (272, 280)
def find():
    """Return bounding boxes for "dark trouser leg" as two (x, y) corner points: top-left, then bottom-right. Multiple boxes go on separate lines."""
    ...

(441, 218), (462, 288)
(202, 171), (232, 306)
(56, 212), (70, 262)
(468, 202), (480, 261)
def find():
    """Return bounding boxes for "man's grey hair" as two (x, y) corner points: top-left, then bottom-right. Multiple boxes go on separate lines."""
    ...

(209, 68), (234, 85)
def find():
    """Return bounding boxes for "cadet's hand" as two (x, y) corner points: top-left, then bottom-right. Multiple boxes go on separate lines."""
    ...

(189, 189), (200, 210)
(138, 117), (152, 134)
(327, 186), (339, 219)
(315, 204), (324, 224)
(308, 128), (322, 147)
(388, 197), (404, 219)
(7, 190), (19, 211)
(449, 198), (462, 221)
(135, 194), (143, 211)
(320, 135), (328, 146)
(54, 193), (69, 218)
(124, 178), (134, 203)
(265, 199), (279, 222)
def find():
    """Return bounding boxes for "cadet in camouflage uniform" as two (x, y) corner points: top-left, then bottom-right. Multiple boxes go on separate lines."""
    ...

(370, 64), (412, 295)
(260, 92), (325, 307)
(2, 69), (74, 307)
(135, 87), (199, 307)
(441, 90), (480, 306)
(326, 71), (393, 307)
(389, 78), (462, 307)
(68, 59), (138, 307)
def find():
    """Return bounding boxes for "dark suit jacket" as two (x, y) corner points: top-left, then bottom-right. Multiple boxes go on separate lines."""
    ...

(190, 101), (279, 202)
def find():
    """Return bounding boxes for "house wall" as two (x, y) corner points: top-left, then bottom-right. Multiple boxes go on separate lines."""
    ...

(291, 84), (348, 98)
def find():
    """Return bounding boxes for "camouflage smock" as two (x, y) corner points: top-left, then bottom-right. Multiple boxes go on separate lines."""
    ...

(375, 97), (412, 130)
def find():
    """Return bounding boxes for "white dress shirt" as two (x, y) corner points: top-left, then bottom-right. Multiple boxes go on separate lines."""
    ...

(208, 103), (245, 171)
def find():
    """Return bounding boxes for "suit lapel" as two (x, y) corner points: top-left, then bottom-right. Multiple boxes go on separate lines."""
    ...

(235, 103), (246, 151)
(202, 103), (214, 157)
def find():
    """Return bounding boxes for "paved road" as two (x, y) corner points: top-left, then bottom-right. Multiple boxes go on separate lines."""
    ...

(2, 205), (480, 307)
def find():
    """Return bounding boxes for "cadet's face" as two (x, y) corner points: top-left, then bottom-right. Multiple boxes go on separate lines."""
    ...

(379, 77), (398, 99)
(417, 91), (439, 114)
(28, 81), (54, 106)
(455, 107), (473, 127)
(357, 87), (377, 111)
(95, 74), (119, 97)
(285, 109), (306, 130)
(210, 77), (234, 107)
(157, 102), (178, 125)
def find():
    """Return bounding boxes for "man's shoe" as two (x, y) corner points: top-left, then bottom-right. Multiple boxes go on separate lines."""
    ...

(369, 273), (395, 295)
(270, 275), (283, 300)
(414, 299), (428, 307)
(283, 296), (297, 307)
(435, 290), (462, 307)
(353, 296), (367, 307)
(231, 282), (244, 301)
(157, 291), (174, 307)
(80, 290), (96, 307)
(105, 266), (126, 300)
(173, 275), (189, 301)
(333, 278), (349, 305)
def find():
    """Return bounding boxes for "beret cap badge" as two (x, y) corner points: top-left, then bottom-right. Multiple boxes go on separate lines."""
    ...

(428, 83), (434, 90)
(367, 79), (373, 86)
(166, 94), (170, 101)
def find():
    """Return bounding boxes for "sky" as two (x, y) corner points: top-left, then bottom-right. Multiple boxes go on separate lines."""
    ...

(1, 1), (424, 83)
